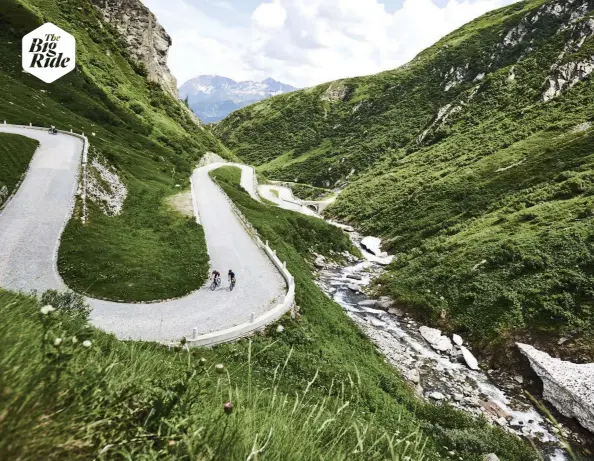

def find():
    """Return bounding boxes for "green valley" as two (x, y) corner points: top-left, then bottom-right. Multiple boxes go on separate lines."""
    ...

(215, 0), (594, 360)
(1, 0), (593, 459)
(0, 167), (537, 461)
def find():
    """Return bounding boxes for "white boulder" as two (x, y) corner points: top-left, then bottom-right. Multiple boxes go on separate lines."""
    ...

(375, 255), (395, 266)
(406, 368), (420, 384)
(347, 284), (362, 293)
(453, 334), (464, 346)
(419, 326), (453, 353)
(517, 343), (594, 434)
(361, 236), (382, 256)
(461, 346), (480, 370)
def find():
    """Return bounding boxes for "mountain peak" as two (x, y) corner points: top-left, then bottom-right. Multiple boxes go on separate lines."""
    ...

(178, 75), (298, 123)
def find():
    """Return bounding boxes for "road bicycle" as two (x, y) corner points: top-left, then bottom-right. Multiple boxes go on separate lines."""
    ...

(210, 276), (221, 291)
(229, 277), (236, 291)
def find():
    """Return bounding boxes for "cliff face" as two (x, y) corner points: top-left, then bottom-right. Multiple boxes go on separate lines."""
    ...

(91, 0), (178, 97)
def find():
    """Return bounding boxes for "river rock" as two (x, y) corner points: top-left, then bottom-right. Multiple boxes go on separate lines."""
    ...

(481, 400), (511, 420)
(360, 307), (386, 316)
(517, 343), (594, 434)
(453, 393), (464, 402)
(461, 346), (480, 370)
(314, 254), (326, 269)
(358, 300), (378, 308)
(406, 368), (420, 384)
(419, 326), (453, 353)
(429, 391), (445, 401)
(346, 273), (363, 280)
(377, 297), (394, 310)
(483, 455), (500, 461)
(375, 255), (394, 266)
(453, 334), (464, 346)
(361, 236), (382, 256)
(368, 317), (386, 328)
(347, 284), (362, 293)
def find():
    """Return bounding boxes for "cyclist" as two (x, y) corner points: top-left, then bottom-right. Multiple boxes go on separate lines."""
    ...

(212, 270), (221, 283)
(228, 269), (236, 286)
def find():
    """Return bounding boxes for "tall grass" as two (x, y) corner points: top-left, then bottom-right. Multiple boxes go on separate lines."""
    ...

(0, 290), (427, 460)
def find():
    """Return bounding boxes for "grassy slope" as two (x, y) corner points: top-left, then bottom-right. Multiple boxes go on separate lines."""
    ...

(0, 168), (536, 460)
(0, 133), (38, 206)
(209, 166), (536, 460)
(0, 0), (235, 301)
(281, 181), (334, 201)
(214, 0), (594, 360)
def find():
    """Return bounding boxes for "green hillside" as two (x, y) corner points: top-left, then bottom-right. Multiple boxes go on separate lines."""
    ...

(0, 170), (538, 460)
(0, 0), (235, 301)
(215, 0), (594, 360)
(0, 133), (38, 207)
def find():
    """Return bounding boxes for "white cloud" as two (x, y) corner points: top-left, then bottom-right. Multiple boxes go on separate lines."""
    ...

(252, 0), (287, 29)
(144, 0), (522, 88)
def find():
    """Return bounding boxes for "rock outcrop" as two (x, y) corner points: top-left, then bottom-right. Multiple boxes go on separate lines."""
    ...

(517, 343), (594, 434)
(87, 156), (128, 216)
(321, 82), (349, 102)
(443, 64), (469, 91)
(91, 0), (178, 97)
(543, 59), (594, 101)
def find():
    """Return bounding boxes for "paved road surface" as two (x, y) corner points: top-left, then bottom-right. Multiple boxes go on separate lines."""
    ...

(0, 126), (285, 341)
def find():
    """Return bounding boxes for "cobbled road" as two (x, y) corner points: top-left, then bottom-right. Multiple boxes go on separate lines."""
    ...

(0, 126), (285, 341)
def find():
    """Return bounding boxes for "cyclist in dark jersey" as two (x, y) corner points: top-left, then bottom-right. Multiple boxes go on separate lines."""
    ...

(212, 270), (220, 282)
(228, 269), (236, 285)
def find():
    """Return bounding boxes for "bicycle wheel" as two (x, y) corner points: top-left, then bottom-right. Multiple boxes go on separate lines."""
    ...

(210, 280), (217, 291)
(230, 280), (235, 291)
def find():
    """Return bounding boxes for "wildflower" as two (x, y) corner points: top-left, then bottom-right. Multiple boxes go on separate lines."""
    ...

(168, 440), (176, 447)
(40, 305), (56, 315)
(53, 337), (62, 347)
(214, 364), (225, 374)
(224, 401), (233, 415)
(82, 340), (92, 348)
(199, 357), (207, 366)
(71, 336), (78, 344)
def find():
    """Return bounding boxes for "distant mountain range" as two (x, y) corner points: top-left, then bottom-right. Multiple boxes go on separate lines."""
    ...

(178, 76), (298, 123)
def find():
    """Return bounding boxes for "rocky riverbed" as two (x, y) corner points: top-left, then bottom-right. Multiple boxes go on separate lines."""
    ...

(314, 231), (579, 461)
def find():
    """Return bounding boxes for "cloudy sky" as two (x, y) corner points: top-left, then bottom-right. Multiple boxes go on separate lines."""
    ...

(142, 0), (521, 88)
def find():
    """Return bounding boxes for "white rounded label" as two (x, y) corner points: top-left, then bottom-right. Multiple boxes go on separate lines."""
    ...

(22, 23), (76, 84)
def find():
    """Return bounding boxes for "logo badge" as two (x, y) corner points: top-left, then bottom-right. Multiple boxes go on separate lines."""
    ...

(22, 23), (76, 83)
